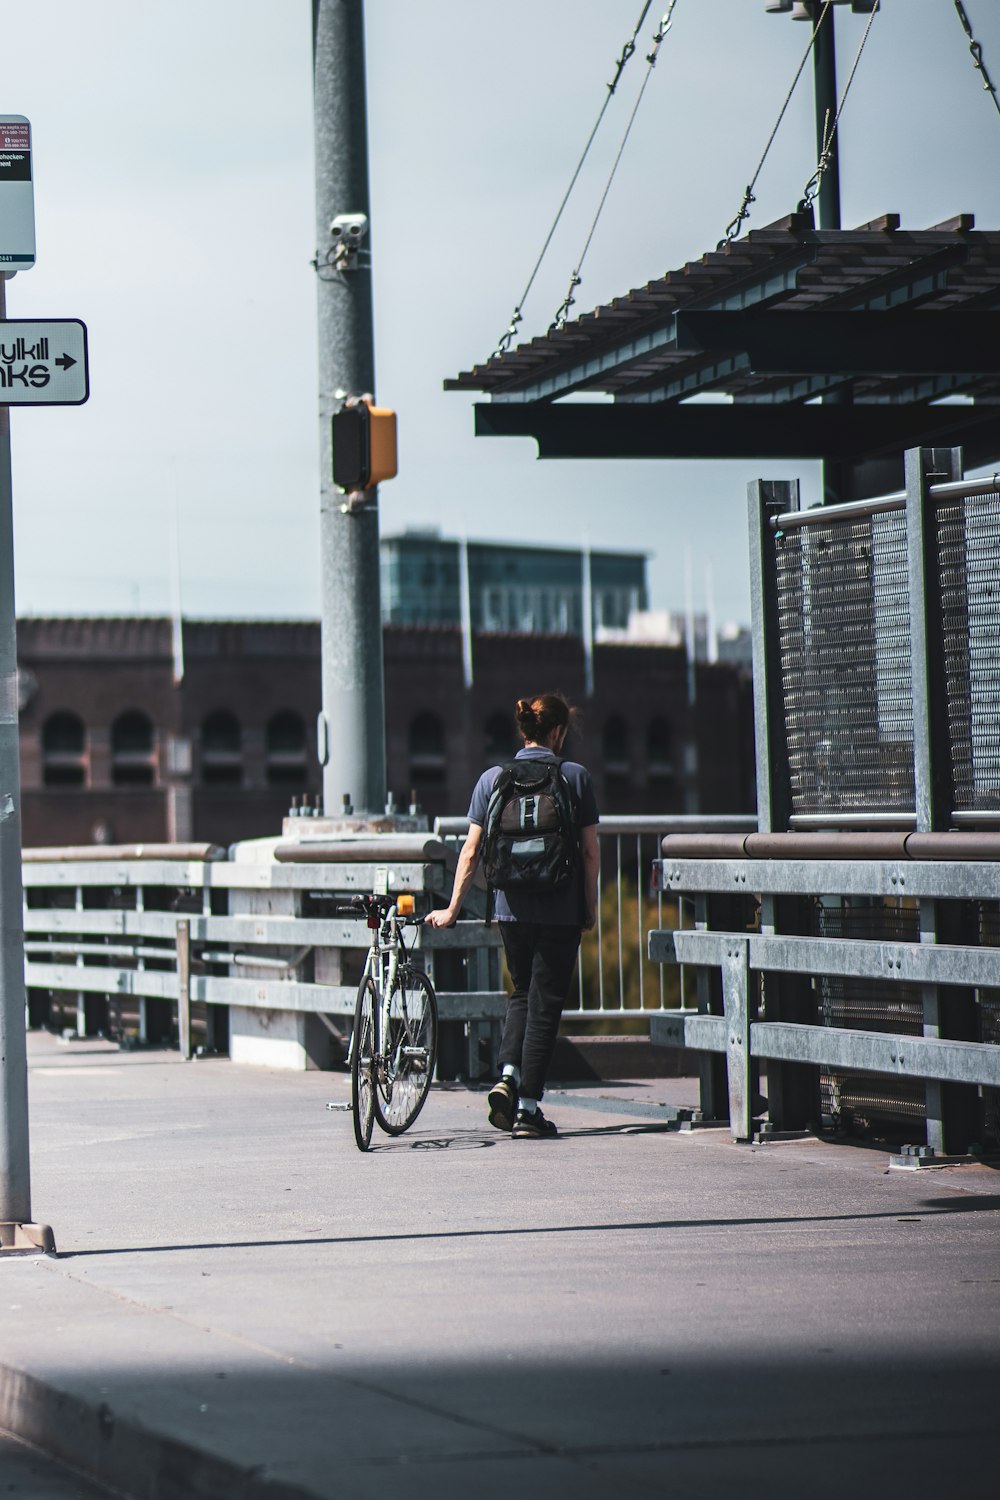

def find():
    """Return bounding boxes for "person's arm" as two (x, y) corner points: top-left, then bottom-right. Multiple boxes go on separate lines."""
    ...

(581, 823), (599, 931)
(425, 824), (484, 928)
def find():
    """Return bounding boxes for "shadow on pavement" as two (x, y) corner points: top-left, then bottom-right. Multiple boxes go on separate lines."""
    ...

(59, 1194), (1000, 1260)
(8, 1346), (999, 1500)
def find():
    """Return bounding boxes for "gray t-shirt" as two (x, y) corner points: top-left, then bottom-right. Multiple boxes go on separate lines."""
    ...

(468, 747), (599, 924)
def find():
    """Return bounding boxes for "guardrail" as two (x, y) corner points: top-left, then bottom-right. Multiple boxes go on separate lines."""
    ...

(23, 816), (758, 1064)
(646, 835), (1000, 1154)
(22, 837), (505, 1075)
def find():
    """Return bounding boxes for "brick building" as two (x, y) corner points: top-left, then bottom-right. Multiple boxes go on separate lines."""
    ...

(16, 616), (755, 848)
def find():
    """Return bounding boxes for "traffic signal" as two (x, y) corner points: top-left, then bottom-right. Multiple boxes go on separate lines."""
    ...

(332, 399), (397, 490)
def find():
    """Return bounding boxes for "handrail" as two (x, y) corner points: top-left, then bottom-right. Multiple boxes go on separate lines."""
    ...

(273, 836), (451, 863)
(435, 814), (757, 839)
(23, 843), (227, 862)
(660, 829), (1000, 860)
(771, 472), (1000, 530)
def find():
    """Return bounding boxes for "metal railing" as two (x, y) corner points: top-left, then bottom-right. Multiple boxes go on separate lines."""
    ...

(647, 840), (1000, 1154)
(21, 841), (506, 1072)
(23, 816), (757, 1055)
(434, 815), (756, 1020)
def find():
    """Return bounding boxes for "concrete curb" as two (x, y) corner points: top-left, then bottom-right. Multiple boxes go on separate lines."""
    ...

(0, 1357), (318, 1500)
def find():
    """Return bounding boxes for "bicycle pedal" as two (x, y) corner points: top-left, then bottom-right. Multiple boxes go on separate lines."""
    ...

(326, 1102), (351, 1112)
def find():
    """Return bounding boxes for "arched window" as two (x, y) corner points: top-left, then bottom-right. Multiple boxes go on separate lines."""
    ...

(483, 711), (515, 767)
(111, 710), (155, 786)
(266, 711), (307, 788)
(408, 712), (446, 785)
(603, 715), (629, 780)
(647, 717), (674, 781)
(201, 710), (243, 786)
(42, 711), (86, 787)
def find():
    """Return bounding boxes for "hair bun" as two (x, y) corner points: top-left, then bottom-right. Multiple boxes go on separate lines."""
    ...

(515, 692), (571, 744)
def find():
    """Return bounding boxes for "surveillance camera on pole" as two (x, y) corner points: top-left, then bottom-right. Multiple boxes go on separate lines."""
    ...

(329, 212), (369, 270)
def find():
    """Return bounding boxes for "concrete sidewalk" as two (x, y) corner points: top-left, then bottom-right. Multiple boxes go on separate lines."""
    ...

(1, 1032), (998, 1500)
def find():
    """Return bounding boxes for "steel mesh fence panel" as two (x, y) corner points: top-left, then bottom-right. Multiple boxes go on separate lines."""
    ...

(775, 514), (914, 817)
(938, 490), (1000, 812)
(811, 899), (926, 1135)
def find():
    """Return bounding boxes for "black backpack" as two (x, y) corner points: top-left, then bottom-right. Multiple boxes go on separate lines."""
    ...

(481, 758), (579, 912)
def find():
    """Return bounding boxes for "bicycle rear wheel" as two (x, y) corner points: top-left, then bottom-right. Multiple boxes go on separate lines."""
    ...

(351, 977), (377, 1151)
(373, 967), (438, 1135)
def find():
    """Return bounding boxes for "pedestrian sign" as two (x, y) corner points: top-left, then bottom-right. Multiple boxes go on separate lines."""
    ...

(0, 116), (35, 272)
(0, 320), (89, 405)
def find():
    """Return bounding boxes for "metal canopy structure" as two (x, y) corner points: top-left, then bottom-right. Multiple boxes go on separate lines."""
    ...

(446, 210), (1000, 471)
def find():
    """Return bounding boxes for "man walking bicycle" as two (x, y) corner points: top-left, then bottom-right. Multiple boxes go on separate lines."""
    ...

(426, 693), (599, 1138)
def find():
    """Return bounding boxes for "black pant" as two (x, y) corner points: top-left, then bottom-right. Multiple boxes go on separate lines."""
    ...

(498, 923), (582, 1102)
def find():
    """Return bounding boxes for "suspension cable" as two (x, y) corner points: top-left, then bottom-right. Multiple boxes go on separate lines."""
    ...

(718, 0), (833, 250)
(953, 0), (1000, 128)
(798, 0), (880, 214)
(550, 3), (680, 332)
(491, 3), (654, 360)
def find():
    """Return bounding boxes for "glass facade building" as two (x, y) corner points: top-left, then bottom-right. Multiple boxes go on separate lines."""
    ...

(380, 533), (647, 637)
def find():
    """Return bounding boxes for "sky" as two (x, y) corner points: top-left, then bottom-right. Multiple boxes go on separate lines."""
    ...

(2, 0), (999, 627)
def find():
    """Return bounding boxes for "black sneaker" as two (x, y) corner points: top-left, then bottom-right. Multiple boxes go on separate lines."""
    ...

(511, 1106), (557, 1139)
(487, 1076), (518, 1131)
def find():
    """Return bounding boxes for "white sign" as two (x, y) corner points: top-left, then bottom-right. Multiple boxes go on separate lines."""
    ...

(0, 320), (89, 405)
(0, 116), (35, 272)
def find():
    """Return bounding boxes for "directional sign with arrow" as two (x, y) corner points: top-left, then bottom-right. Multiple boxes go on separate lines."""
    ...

(0, 319), (88, 405)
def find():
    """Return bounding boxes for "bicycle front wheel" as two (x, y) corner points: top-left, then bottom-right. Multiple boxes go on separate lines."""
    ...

(351, 976), (377, 1151)
(373, 967), (438, 1135)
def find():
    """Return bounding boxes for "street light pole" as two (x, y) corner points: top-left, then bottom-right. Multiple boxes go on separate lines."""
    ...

(811, 1), (841, 230)
(0, 275), (30, 1232)
(312, 0), (387, 818)
(766, 1), (845, 231)
(0, 275), (52, 1255)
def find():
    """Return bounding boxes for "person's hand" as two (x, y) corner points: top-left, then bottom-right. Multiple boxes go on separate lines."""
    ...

(583, 909), (597, 932)
(425, 908), (457, 928)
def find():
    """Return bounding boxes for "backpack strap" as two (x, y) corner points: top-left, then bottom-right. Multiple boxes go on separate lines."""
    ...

(482, 762), (516, 927)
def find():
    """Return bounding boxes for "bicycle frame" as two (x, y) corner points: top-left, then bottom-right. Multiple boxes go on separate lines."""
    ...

(360, 904), (407, 1071)
(347, 898), (424, 1079)
(343, 892), (438, 1149)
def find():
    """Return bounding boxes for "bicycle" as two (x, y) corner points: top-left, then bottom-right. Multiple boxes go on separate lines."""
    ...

(339, 892), (439, 1152)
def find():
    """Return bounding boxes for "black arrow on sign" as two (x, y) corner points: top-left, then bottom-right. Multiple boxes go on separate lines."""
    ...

(55, 353), (76, 370)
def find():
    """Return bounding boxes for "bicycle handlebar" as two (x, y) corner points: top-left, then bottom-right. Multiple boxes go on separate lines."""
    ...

(332, 896), (423, 925)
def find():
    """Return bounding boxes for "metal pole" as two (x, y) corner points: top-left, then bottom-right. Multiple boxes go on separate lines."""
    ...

(747, 477), (797, 835)
(811, 0), (841, 231)
(176, 918), (192, 1061)
(0, 276), (32, 1227)
(807, 0), (846, 502)
(313, 0), (386, 816)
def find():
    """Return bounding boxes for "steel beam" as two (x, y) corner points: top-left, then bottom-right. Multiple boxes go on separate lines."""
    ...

(654, 857), (1000, 902)
(721, 939), (752, 1141)
(748, 479), (796, 833)
(675, 311), (1000, 375)
(23, 962), (507, 1022)
(749, 932), (1000, 989)
(661, 925), (1000, 990)
(751, 1021), (1000, 1089)
(649, 1011), (727, 1053)
(472, 401), (999, 463)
